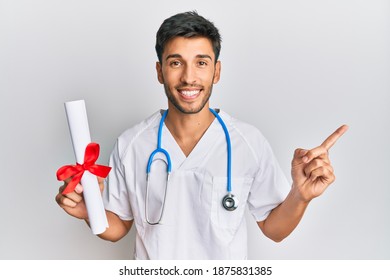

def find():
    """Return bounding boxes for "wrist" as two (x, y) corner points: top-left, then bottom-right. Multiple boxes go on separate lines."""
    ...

(290, 184), (312, 205)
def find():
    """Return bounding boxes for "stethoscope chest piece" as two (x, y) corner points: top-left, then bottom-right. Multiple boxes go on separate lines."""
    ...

(222, 193), (238, 211)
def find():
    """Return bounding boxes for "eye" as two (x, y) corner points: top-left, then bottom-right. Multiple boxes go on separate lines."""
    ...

(198, 61), (208, 67)
(170, 60), (182, 67)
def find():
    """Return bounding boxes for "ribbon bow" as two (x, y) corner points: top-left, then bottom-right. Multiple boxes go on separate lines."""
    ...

(56, 142), (111, 194)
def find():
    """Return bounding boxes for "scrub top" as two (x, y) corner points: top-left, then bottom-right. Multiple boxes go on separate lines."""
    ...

(103, 110), (290, 259)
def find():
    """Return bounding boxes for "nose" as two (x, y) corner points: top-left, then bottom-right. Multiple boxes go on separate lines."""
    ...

(180, 65), (197, 85)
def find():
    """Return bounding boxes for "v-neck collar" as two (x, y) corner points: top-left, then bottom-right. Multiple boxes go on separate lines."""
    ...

(160, 110), (229, 172)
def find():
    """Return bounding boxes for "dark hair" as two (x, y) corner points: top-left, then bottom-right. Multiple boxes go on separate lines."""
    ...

(155, 11), (221, 63)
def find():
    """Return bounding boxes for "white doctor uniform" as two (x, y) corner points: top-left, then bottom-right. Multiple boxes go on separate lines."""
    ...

(103, 110), (290, 259)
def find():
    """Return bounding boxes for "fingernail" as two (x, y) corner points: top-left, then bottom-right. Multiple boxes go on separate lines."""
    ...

(302, 156), (309, 163)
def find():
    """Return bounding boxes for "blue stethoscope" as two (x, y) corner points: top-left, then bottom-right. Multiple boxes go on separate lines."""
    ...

(145, 108), (237, 225)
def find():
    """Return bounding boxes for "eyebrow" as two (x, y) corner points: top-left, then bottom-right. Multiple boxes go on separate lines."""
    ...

(165, 54), (213, 61)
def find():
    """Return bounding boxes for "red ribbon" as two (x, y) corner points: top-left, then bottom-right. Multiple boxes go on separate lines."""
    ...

(56, 142), (111, 195)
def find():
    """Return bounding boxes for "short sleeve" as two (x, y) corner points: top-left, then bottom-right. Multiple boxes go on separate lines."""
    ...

(247, 138), (291, 222)
(103, 139), (134, 221)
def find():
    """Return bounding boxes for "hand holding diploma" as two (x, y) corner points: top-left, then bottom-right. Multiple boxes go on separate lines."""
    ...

(56, 100), (133, 241)
(56, 176), (105, 221)
(56, 100), (110, 235)
(56, 175), (133, 241)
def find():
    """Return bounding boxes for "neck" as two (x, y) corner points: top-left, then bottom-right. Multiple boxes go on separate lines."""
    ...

(164, 106), (215, 157)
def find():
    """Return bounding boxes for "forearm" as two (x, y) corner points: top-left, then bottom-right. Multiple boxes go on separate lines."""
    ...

(258, 187), (309, 242)
(85, 210), (133, 242)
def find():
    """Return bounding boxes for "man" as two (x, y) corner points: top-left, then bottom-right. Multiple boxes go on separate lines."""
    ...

(56, 11), (348, 259)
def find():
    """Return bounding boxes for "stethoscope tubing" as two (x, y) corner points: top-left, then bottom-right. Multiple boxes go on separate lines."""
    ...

(209, 108), (232, 193)
(146, 110), (172, 174)
(145, 108), (236, 224)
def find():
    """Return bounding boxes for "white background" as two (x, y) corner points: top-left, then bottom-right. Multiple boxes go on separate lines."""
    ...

(1, 0), (389, 259)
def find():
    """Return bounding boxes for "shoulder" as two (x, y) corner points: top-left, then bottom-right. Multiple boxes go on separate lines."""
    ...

(115, 110), (162, 159)
(219, 110), (267, 143)
(219, 110), (271, 164)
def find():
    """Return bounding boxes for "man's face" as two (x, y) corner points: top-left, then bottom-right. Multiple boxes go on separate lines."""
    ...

(156, 36), (221, 114)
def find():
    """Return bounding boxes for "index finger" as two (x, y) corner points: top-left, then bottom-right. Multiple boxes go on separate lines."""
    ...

(321, 124), (349, 150)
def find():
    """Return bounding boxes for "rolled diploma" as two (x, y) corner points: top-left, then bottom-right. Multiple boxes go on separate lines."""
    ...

(64, 100), (109, 235)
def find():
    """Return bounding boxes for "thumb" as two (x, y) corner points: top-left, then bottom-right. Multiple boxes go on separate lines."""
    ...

(74, 183), (84, 194)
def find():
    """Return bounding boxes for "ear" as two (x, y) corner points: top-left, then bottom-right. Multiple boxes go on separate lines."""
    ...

(156, 62), (164, 84)
(213, 60), (221, 84)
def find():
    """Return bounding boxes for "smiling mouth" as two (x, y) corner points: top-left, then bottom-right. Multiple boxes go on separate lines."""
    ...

(177, 88), (202, 99)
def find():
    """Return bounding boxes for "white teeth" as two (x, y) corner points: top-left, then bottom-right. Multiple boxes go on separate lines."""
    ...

(180, 90), (200, 96)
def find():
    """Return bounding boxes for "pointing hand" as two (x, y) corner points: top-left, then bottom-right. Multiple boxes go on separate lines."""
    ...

(291, 125), (349, 202)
